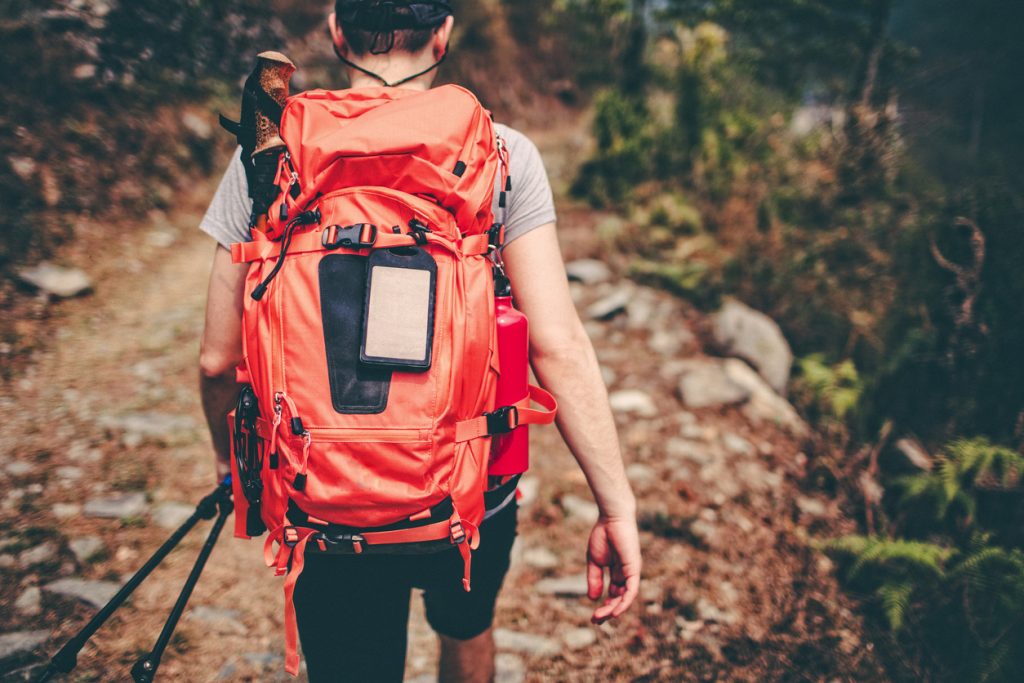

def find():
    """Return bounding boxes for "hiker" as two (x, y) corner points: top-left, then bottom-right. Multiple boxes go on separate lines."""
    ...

(197, 1), (640, 681)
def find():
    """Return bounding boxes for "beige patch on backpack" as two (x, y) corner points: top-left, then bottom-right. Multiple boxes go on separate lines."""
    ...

(364, 266), (432, 364)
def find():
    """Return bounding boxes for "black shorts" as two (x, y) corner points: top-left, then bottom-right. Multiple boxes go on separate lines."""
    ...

(292, 500), (518, 682)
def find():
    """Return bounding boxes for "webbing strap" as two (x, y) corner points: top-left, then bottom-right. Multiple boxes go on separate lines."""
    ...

(232, 229), (492, 264)
(263, 524), (318, 677)
(360, 518), (452, 545)
(455, 385), (558, 443)
(282, 532), (314, 676)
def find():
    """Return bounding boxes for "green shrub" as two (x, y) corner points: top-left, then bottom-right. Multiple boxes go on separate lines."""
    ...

(824, 437), (1024, 682)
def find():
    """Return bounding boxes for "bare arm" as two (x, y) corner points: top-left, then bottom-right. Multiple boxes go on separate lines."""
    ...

(198, 244), (249, 481)
(502, 223), (641, 623)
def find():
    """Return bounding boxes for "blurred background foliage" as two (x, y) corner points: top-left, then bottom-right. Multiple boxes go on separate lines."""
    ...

(1, 1), (1022, 679)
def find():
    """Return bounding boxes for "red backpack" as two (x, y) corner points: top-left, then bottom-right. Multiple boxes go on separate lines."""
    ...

(227, 84), (556, 675)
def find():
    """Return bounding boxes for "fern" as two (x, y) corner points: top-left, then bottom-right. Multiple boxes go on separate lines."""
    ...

(877, 581), (914, 631)
(897, 437), (1022, 526)
(795, 353), (864, 421)
(822, 535), (953, 582)
(824, 436), (1024, 682)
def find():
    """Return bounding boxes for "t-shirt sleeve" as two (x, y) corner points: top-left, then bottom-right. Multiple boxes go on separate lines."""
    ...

(499, 127), (557, 247)
(199, 146), (253, 249)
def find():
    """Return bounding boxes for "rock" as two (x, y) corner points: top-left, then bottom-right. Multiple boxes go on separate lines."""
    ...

(181, 111), (214, 140)
(608, 389), (658, 417)
(14, 587), (42, 616)
(495, 653), (526, 683)
(55, 466), (83, 482)
(895, 437), (933, 471)
(215, 662), (238, 681)
(187, 606), (246, 635)
(68, 442), (103, 464)
(535, 574), (589, 597)
(44, 578), (120, 609)
(494, 629), (560, 657)
(151, 502), (194, 530)
(145, 229), (177, 249)
(625, 289), (658, 330)
(721, 433), (755, 457)
(711, 299), (793, 394)
(722, 359), (809, 438)
(586, 288), (632, 321)
(5, 461), (35, 477)
(517, 477), (539, 507)
(690, 519), (719, 545)
(99, 412), (197, 446)
(8, 156), (36, 181)
(84, 492), (147, 519)
(522, 547), (559, 570)
(699, 461), (744, 500)
(600, 365), (617, 387)
(676, 359), (752, 409)
(0, 630), (49, 668)
(406, 676), (437, 683)
(73, 63), (97, 79)
(796, 496), (828, 518)
(68, 536), (104, 564)
(18, 542), (58, 567)
(561, 494), (599, 524)
(52, 503), (81, 519)
(649, 328), (694, 356)
(563, 627), (597, 650)
(0, 555), (16, 569)
(626, 463), (656, 487)
(565, 259), (612, 285)
(16, 262), (93, 298)
(736, 459), (783, 493)
(696, 597), (739, 625)
(665, 438), (713, 466)
(242, 652), (283, 667)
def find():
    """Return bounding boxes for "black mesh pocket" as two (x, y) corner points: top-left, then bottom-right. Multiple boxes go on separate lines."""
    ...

(318, 255), (391, 414)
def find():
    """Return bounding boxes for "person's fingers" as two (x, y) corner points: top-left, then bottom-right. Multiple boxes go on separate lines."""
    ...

(609, 573), (640, 618)
(591, 594), (624, 624)
(586, 556), (605, 601)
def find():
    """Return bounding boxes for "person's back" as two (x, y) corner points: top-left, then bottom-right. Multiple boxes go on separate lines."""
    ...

(198, 2), (641, 681)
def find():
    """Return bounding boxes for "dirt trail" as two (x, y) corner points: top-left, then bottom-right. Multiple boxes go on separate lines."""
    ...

(1, 126), (886, 682)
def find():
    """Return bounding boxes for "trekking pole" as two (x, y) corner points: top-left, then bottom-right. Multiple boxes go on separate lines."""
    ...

(129, 489), (233, 682)
(34, 479), (232, 683)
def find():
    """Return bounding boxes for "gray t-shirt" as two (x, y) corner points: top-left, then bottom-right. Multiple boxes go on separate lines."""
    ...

(200, 123), (555, 248)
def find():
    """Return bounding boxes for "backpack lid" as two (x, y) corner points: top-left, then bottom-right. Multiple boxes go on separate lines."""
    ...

(279, 84), (498, 237)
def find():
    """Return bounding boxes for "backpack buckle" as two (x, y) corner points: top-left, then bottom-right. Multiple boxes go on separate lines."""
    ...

(322, 223), (378, 250)
(484, 405), (519, 435)
(409, 218), (431, 246)
(282, 526), (301, 548)
(450, 519), (466, 545)
(487, 223), (505, 250)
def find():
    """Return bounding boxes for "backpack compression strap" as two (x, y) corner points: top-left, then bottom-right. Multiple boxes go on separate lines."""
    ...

(455, 385), (558, 443)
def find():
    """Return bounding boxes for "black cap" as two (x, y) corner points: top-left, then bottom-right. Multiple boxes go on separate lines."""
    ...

(337, 1), (453, 31)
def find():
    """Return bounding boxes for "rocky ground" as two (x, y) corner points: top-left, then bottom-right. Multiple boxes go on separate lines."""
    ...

(0, 127), (888, 682)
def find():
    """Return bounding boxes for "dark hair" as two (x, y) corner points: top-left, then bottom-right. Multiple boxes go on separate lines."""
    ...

(335, 1), (447, 55)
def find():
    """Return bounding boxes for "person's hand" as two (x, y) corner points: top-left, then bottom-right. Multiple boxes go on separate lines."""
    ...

(215, 455), (231, 485)
(586, 515), (641, 624)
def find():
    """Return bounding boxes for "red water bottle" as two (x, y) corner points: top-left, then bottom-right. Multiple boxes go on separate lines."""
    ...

(490, 271), (530, 475)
